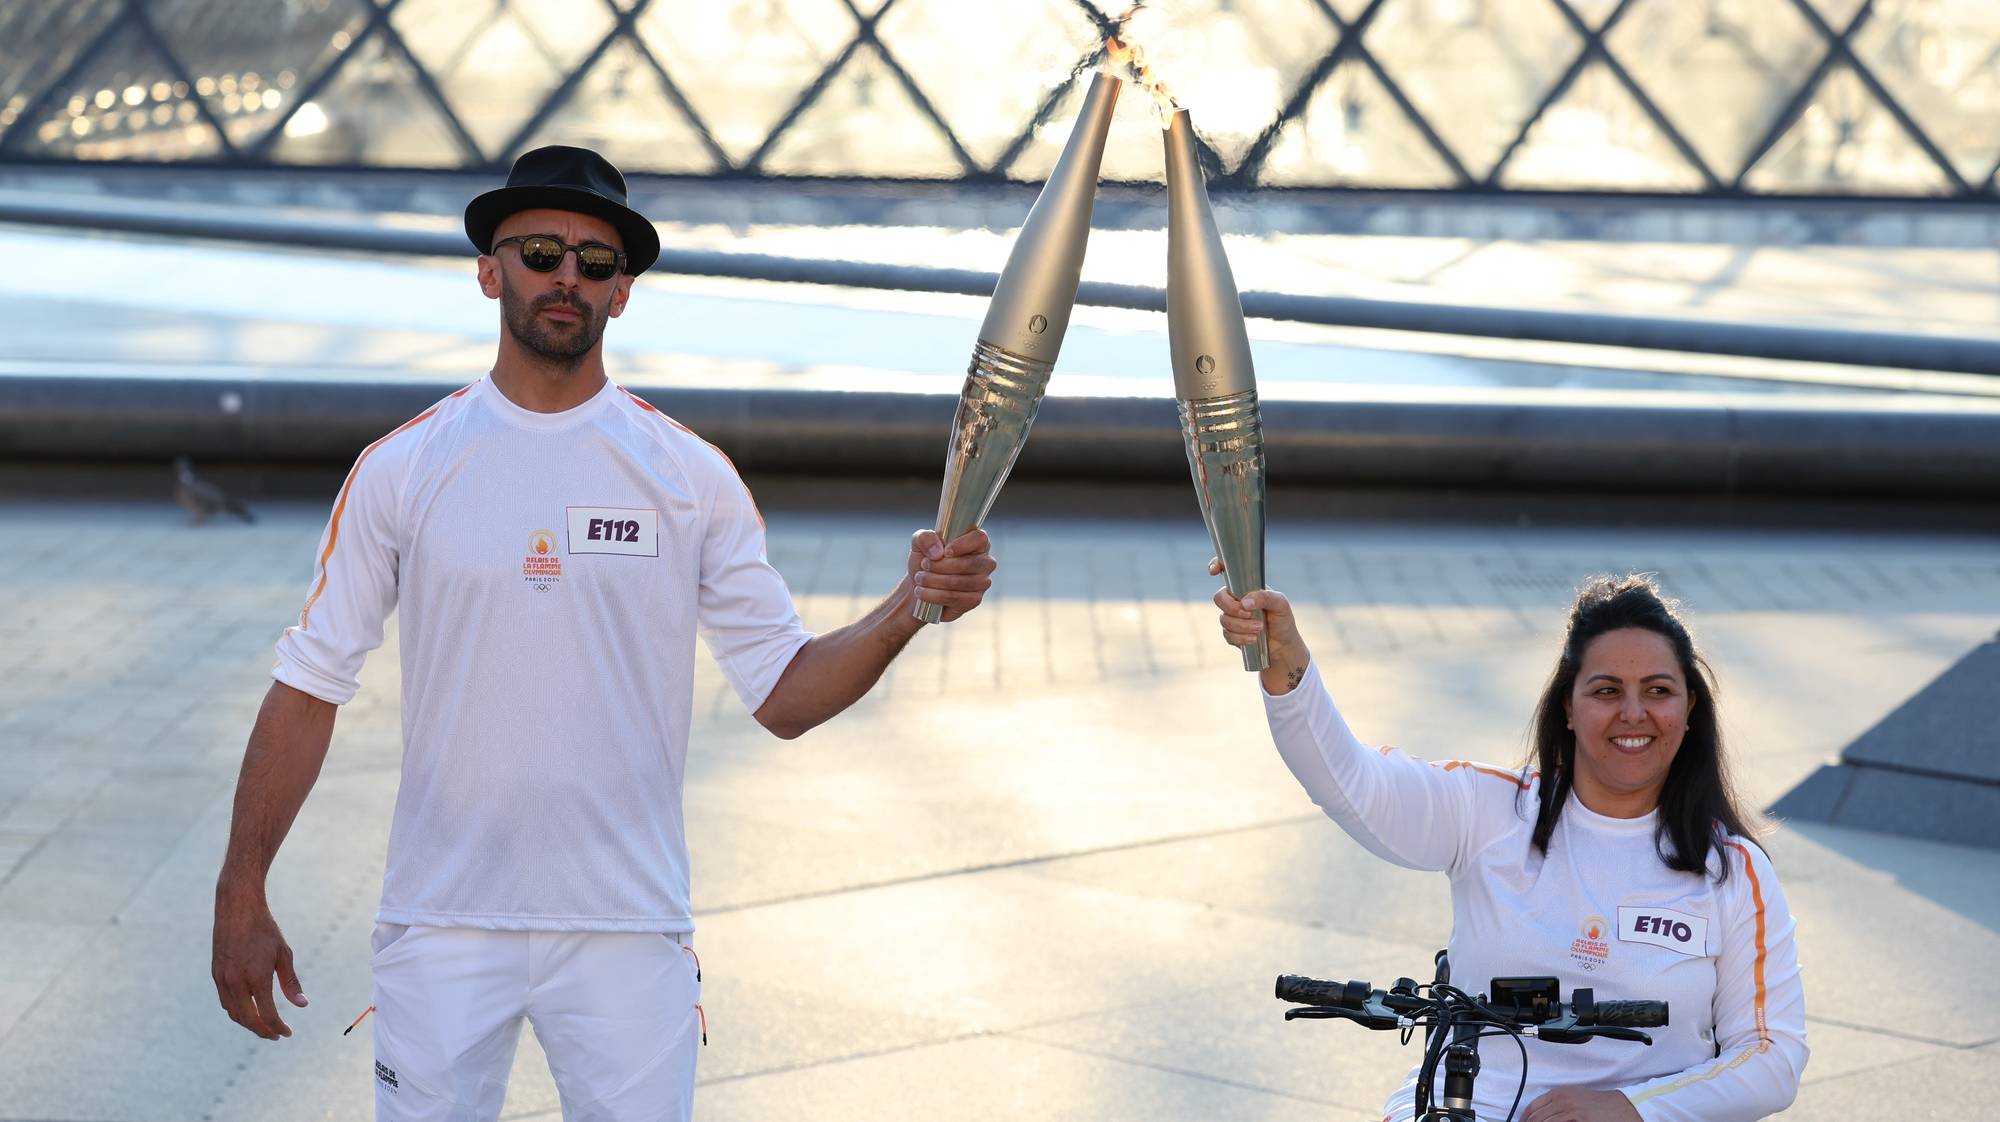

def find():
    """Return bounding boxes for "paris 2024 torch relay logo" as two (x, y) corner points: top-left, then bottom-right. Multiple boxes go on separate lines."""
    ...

(1569, 914), (1611, 972)
(523, 529), (562, 591)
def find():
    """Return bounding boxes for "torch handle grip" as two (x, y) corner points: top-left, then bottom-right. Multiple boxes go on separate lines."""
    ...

(917, 341), (1054, 624)
(1179, 392), (1268, 673)
(1241, 627), (1269, 671)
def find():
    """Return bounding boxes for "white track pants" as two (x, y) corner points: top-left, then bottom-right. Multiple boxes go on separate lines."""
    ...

(369, 924), (702, 1122)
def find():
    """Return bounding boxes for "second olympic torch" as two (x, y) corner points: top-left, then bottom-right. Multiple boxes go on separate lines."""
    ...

(916, 70), (1123, 623)
(1164, 108), (1269, 671)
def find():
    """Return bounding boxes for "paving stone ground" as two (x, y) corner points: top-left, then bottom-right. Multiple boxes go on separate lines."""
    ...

(1, 482), (1996, 1121)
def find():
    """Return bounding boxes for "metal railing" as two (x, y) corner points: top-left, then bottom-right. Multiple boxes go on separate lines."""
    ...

(9, 186), (2000, 375)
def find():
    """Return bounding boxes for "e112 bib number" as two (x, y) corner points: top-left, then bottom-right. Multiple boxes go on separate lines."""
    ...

(591, 518), (641, 543)
(566, 506), (659, 557)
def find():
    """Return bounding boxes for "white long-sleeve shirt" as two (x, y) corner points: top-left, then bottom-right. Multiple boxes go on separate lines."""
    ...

(272, 377), (812, 932)
(1264, 660), (1806, 1122)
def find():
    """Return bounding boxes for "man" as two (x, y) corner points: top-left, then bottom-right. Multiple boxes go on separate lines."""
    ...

(210, 146), (995, 1121)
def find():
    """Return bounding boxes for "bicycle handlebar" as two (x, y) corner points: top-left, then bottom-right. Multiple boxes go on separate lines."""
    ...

(1275, 972), (1666, 1044)
(1276, 958), (1664, 1121)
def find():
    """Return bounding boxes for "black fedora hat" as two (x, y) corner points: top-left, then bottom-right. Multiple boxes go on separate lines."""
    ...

(465, 145), (660, 275)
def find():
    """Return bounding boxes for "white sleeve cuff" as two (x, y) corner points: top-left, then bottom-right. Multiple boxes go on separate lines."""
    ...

(271, 652), (357, 706)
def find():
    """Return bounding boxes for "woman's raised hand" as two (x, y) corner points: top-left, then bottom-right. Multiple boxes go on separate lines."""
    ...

(1209, 559), (1312, 694)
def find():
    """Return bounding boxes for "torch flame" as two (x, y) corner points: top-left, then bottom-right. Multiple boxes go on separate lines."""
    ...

(1104, 34), (1178, 126)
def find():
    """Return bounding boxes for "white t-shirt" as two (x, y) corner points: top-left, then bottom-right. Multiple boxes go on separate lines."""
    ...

(272, 377), (812, 933)
(1264, 660), (1807, 1122)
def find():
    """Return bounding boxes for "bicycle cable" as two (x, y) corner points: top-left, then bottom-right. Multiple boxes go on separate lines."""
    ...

(1412, 982), (1531, 1122)
(1468, 1026), (1530, 1122)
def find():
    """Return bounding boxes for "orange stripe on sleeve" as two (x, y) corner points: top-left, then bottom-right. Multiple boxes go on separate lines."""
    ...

(1726, 839), (1772, 1050)
(1375, 746), (1538, 789)
(1440, 759), (1537, 789)
(1621, 840), (1776, 1109)
(296, 385), (470, 631)
(1627, 1043), (1761, 1105)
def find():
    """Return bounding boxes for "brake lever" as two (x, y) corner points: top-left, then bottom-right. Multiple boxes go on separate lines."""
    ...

(1283, 1006), (1402, 1031)
(1531, 1023), (1654, 1046)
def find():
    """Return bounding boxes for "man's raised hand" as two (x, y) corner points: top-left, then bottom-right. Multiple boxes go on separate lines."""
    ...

(908, 527), (996, 623)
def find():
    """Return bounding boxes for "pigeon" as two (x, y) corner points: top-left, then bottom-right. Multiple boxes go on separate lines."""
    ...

(174, 456), (256, 525)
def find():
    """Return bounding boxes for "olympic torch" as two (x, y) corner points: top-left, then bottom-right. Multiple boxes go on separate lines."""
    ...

(1164, 108), (1268, 671)
(916, 70), (1123, 623)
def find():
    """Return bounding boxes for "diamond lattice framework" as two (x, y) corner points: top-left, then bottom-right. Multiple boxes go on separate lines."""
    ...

(0, 0), (1990, 197)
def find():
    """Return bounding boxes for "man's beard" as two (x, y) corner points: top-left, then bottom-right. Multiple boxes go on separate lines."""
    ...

(500, 277), (611, 366)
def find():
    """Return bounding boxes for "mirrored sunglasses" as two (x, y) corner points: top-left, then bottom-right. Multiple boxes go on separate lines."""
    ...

(492, 235), (625, 281)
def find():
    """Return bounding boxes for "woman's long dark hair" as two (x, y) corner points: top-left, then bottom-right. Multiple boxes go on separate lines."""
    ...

(1524, 574), (1762, 881)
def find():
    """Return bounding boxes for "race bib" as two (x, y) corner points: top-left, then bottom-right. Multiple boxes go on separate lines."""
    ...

(567, 506), (660, 557)
(1617, 905), (1708, 957)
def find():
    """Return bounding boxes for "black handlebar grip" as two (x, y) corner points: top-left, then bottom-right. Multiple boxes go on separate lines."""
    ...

(1595, 1000), (1669, 1028)
(1275, 975), (1370, 1008)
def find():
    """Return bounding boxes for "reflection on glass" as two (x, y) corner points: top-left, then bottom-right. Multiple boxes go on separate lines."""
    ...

(759, 44), (965, 177)
(1364, 0), (1583, 181)
(1501, 65), (1706, 191)
(266, 36), (463, 167)
(0, 0), (124, 135)
(510, 0), (620, 71)
(637, 0), (859, 165)
(873, 0), (1099, 171)
(393, 0), (614, 158)
(513, 37), (716, 173)
(151, 0), (365, 150)
(1258, 59), (1456, 188)
(1605, 0), (1826, 183)
(1745, 65), (1951, 195)
(1850, 1), (2000, 185)
(1808, 0), (1872, 26)
(11, 20), (223, 160)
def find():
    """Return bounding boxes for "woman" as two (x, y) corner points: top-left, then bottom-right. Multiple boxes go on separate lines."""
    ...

(1215, 569), (1806, 1122)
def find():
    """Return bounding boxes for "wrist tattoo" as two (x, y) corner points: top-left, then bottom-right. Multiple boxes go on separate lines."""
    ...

(1285, 665), (1305, 691)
